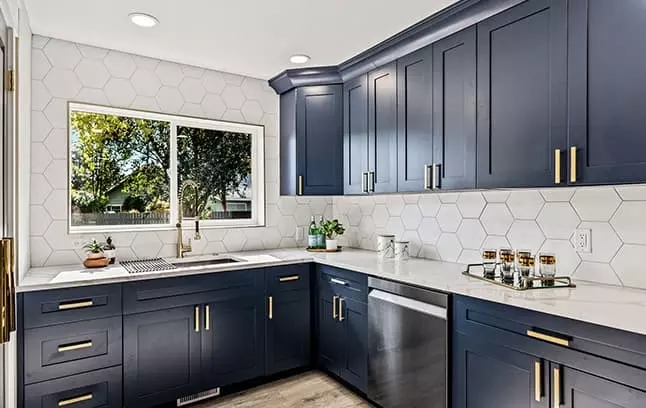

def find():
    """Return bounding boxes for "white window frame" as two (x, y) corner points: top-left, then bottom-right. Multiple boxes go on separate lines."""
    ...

(68, 102), (265, 234)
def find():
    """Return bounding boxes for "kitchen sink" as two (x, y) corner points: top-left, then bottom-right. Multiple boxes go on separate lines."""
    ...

(121, 257), (243, 274)
(170, 257), (242, 268)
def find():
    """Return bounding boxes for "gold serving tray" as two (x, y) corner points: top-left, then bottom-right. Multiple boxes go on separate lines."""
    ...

(462, 263), (576, 291)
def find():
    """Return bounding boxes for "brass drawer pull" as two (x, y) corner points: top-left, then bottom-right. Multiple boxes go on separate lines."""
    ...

(58, 341), (92, 353)
(268, 297), (273, 320)
(298, 175), (303, 195)
(279, 275), (300, 282)
(330, 278), (347, 286)
(424, 165), (430, 190)
(205, 305), (210, 331)
(570, 146), (577, 183)
(58, 300), (93, 311)
(58, 393), (93, 406)
(338, 298), (345, 322)
(431, 163), (439, 190)
(553, 367), (561, 406)
(554, 149), (561, 184)
(534, 361), (542, 402)
(194, 306), (200, 333)
(527, 330), (570, 347)
(332, 296), (339, 319)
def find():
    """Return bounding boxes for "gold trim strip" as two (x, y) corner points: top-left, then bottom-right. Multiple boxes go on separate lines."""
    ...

(553, 367), (561, 406)
(338, 298), (345, 322)
(534, 361), (542, 402)
(570, 146), (577, 183)
(268, 296), (273, 320)
(58, 300), (93, 310)
(194, 306), (200, 332)
(554, 149), (561, 184)
(527, 330), (570, 347)
(58, 393), (93, 407)
(279, 275), (300, 282)
(205, 305), (210, 331)
(1, 239), (10, 343)
(332, 296), (338, 319)
(58, 341), (92, 353)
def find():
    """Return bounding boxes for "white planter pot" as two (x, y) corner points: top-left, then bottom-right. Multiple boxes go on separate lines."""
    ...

(326, 239), (338, 251)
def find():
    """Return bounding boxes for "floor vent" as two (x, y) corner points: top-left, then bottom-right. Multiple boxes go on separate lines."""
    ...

(176, 387), (221, 407)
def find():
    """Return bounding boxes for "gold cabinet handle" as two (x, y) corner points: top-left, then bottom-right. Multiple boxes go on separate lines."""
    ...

(570, 146), (576, 183)
(279, 275), (300, 282)
(534, 361), (542, 402)
(194, 306), (200, 332)
(58, 300), (93, 310)
(332, 296), (339, 319)
(58, 393), (93, 407)
(205, 305), (210, 331)
(268, 296), (273, 320)
(368, 172), (375, 192)
(553, 366), (561, 406)
(338, 298), (345, 322)
(424, 165), (430, 190)
(527, 330), (570, 347)
(555, 149), (561, 184)
(298, 175), (303, 195)
(58, 341), (92, 353)
(1, 237), (15, 338)
(431, 164), (439, 190)
(361, 172), (368, 193)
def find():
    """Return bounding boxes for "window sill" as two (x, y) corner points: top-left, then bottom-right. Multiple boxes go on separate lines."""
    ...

(68, 222), (267, 235)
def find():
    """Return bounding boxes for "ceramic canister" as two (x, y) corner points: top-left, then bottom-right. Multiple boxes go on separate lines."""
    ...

(394, 241), (410, 261)
(376, 235), (395, 258)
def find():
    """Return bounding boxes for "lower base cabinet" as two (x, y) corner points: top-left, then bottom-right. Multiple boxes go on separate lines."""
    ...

(557, 365), (646, 408)
(266, 290), (311, 375)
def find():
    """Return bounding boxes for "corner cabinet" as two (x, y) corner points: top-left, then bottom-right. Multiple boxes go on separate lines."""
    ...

(279, 85), (344, 196)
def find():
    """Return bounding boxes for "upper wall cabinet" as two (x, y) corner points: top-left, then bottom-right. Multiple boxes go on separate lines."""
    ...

(568, 0), (646, 185)
(432, 27), (477, 191)
(280, 85), (344, 196)
(344, 75), (370, 195)
(476, 0), (567, 189)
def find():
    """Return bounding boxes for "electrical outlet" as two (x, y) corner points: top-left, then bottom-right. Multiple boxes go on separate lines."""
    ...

(295, 227), (304, 242)
(575, 228), (592, 253)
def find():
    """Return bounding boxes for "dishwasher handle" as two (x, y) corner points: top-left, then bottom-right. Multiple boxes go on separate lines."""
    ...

(369, 289), (447, 320)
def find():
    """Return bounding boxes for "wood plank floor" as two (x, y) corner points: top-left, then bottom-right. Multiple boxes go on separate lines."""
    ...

(192, 371), (373, 408)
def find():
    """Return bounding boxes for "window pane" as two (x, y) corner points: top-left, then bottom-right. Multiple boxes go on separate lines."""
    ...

(177, 126), (253, 221)
(70, 110), (171, 227)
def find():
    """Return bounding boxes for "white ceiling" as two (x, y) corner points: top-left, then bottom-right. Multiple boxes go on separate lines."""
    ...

(24, 0), (459, 80)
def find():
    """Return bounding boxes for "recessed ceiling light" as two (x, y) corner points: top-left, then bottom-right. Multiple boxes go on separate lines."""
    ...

(289, 54), (310, 64)
(129, 13), (159, 28)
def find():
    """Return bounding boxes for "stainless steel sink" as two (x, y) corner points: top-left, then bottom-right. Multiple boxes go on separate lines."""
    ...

(121, 257), (243, 274)
(170, 257), (242, 268)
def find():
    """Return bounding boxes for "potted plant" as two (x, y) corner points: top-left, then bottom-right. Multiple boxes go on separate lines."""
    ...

(320, 219), (345, 250)
(103, 236), (117, 264)
(83, 239), (105, 259)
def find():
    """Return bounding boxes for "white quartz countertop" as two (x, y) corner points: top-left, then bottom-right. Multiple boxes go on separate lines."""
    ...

(19, 248), (646, 337)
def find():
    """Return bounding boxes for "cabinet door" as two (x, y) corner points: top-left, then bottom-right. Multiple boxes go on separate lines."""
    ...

(202, 296), (265, 388)
(123, 306), (201, 408)
(569, 0), (646, 184)
(368, 62), (398, 193)
(296, 85), (344, 195)
(344, 74), (369, 195)
(476, 0), (567, 188)
(433, 27), (477, 190)
(339, 297), (368, 393)
(397, 46), (433, 192)
(317, 289), (344, 376)
(555, 365), (646, 408)
(453, 334), (547, 408)
(266, 290), (311, 375)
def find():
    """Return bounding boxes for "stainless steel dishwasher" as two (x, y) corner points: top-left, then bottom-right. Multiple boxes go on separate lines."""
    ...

(367, 277), (448, 408)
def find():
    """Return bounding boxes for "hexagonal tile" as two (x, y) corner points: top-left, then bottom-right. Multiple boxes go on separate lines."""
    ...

(30, 237), (52, 267)
(223, 230), (247, 252)
(241, 100), (264, 123)
(77, 44), (108, 59)
(222, 72), (245, 85)
(359, 215), (376, 239)
(419, 244), (440, 260)
(401, 230), (422, 257)
(261, 229), (282, 249)
(75, 59), (109, 88)
(258, 91), (278, 115)
(201, 94), (226, 119)
(457, 219), (486, 249)
(615, 184), (646, 201)
(103, 78), (136, 107)
(384, 217), (405, 239)
(572, 262), (622, 286)
(571, 187), (621, 221)
(133, 55), (160, 70)
(507, 220), (545, 253)
(386, 196), (405, 216)
(540, 187), (576, 202)
(481, 235), (510, 250)
(221, 85), (246, 109)
(610, 202), (646, 244)
(457, 192), (485, 218)
(32, 49), (52, 80)
(181, 64), (204, 78)
(539, 239), (581, 276)
(480, 204), (513, 235)
(222, 110), (244, 122)
(437, 233), (462, 262)
(76, 88), (109, 105)
(202, 71), (226, 94)
(372, 205), (389, 228)
(483, 190), (510, 203)
(131, 68), (161, 96)
(507, 190), (544, 219)
(32, 80), (52, 111)
(131, 232), (163, 258)
(48, 250), (83, 267)
(261, 113), (278, 137)
(44, 98), (68, 129)
(402, 204), (422, 230)
(130, 96), (160, 111)
(243, 230), (265, 251)
(419, 218), (441, 245)
(43, 38), (81, 69)
(437, 204), (462, 233)
(241, 77), (266, 100)
(44, 160), (67, 189)
(31, 174), (52, 205)
(358, 197), (375, 216)
(458, 250), (482, 264)
(43, 68), (81, 98)
(43, 220), (75, 251)
(31, 205), (52, 236)
(293, 204), (311, 226)
(31, 143), (52, 173)
(44, 129), (67, 160)
(347, 205), (362, 226)
(439, 193), (459, 203)
(32, 35), (49, 49)
(156, 86), (184, 113)
(403, 194), (419, 204)
(155, 61), (183, 86)
(277, 215), (297, 238)
(180, 103), (204, 117)
(44, 189), (67, 220)
(536, 202), (580, 239)
(179, 77), (206, 103)
(611, 245), (646, 288)
(575, 222), (621, 263)
(104, 50), (136, 78)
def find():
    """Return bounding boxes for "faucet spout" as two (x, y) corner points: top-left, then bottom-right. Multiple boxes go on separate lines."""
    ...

(177, 179), (201, 258)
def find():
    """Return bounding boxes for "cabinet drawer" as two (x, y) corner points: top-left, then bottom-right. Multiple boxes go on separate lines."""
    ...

(266, 264), (311, 293)
(22, 285), (122, 329)
(24, 316), (122, 385)
(24, 366), (122, 408)
(123, 269), (263, 314)
(317, 265), (367, 303)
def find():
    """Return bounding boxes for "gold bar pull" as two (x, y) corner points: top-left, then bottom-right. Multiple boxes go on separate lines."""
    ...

(205, 305), (210, 330)
(1, 238), (9, 343)
(534, 361), (542, 402)
(332, 296), (339, 319)
(298, 175), (303, 195)
(527, 330), (570, 347)
(2, 238), (15, 335)
(58, 393), (93, 407)
(554, 149), (561, 184)
(570, 146), (576, 183)
(194, 306), (200, 332)
(424, 165), (430, 190)
(58, 341), (93, 353)
(431, 164), (439, 190)
(338, 298), (345, 322)
(268, 296), (273, 320)
(58, 300), (94, 311)
(554, 366), (561, 406)
(279, 275), (300, 282)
